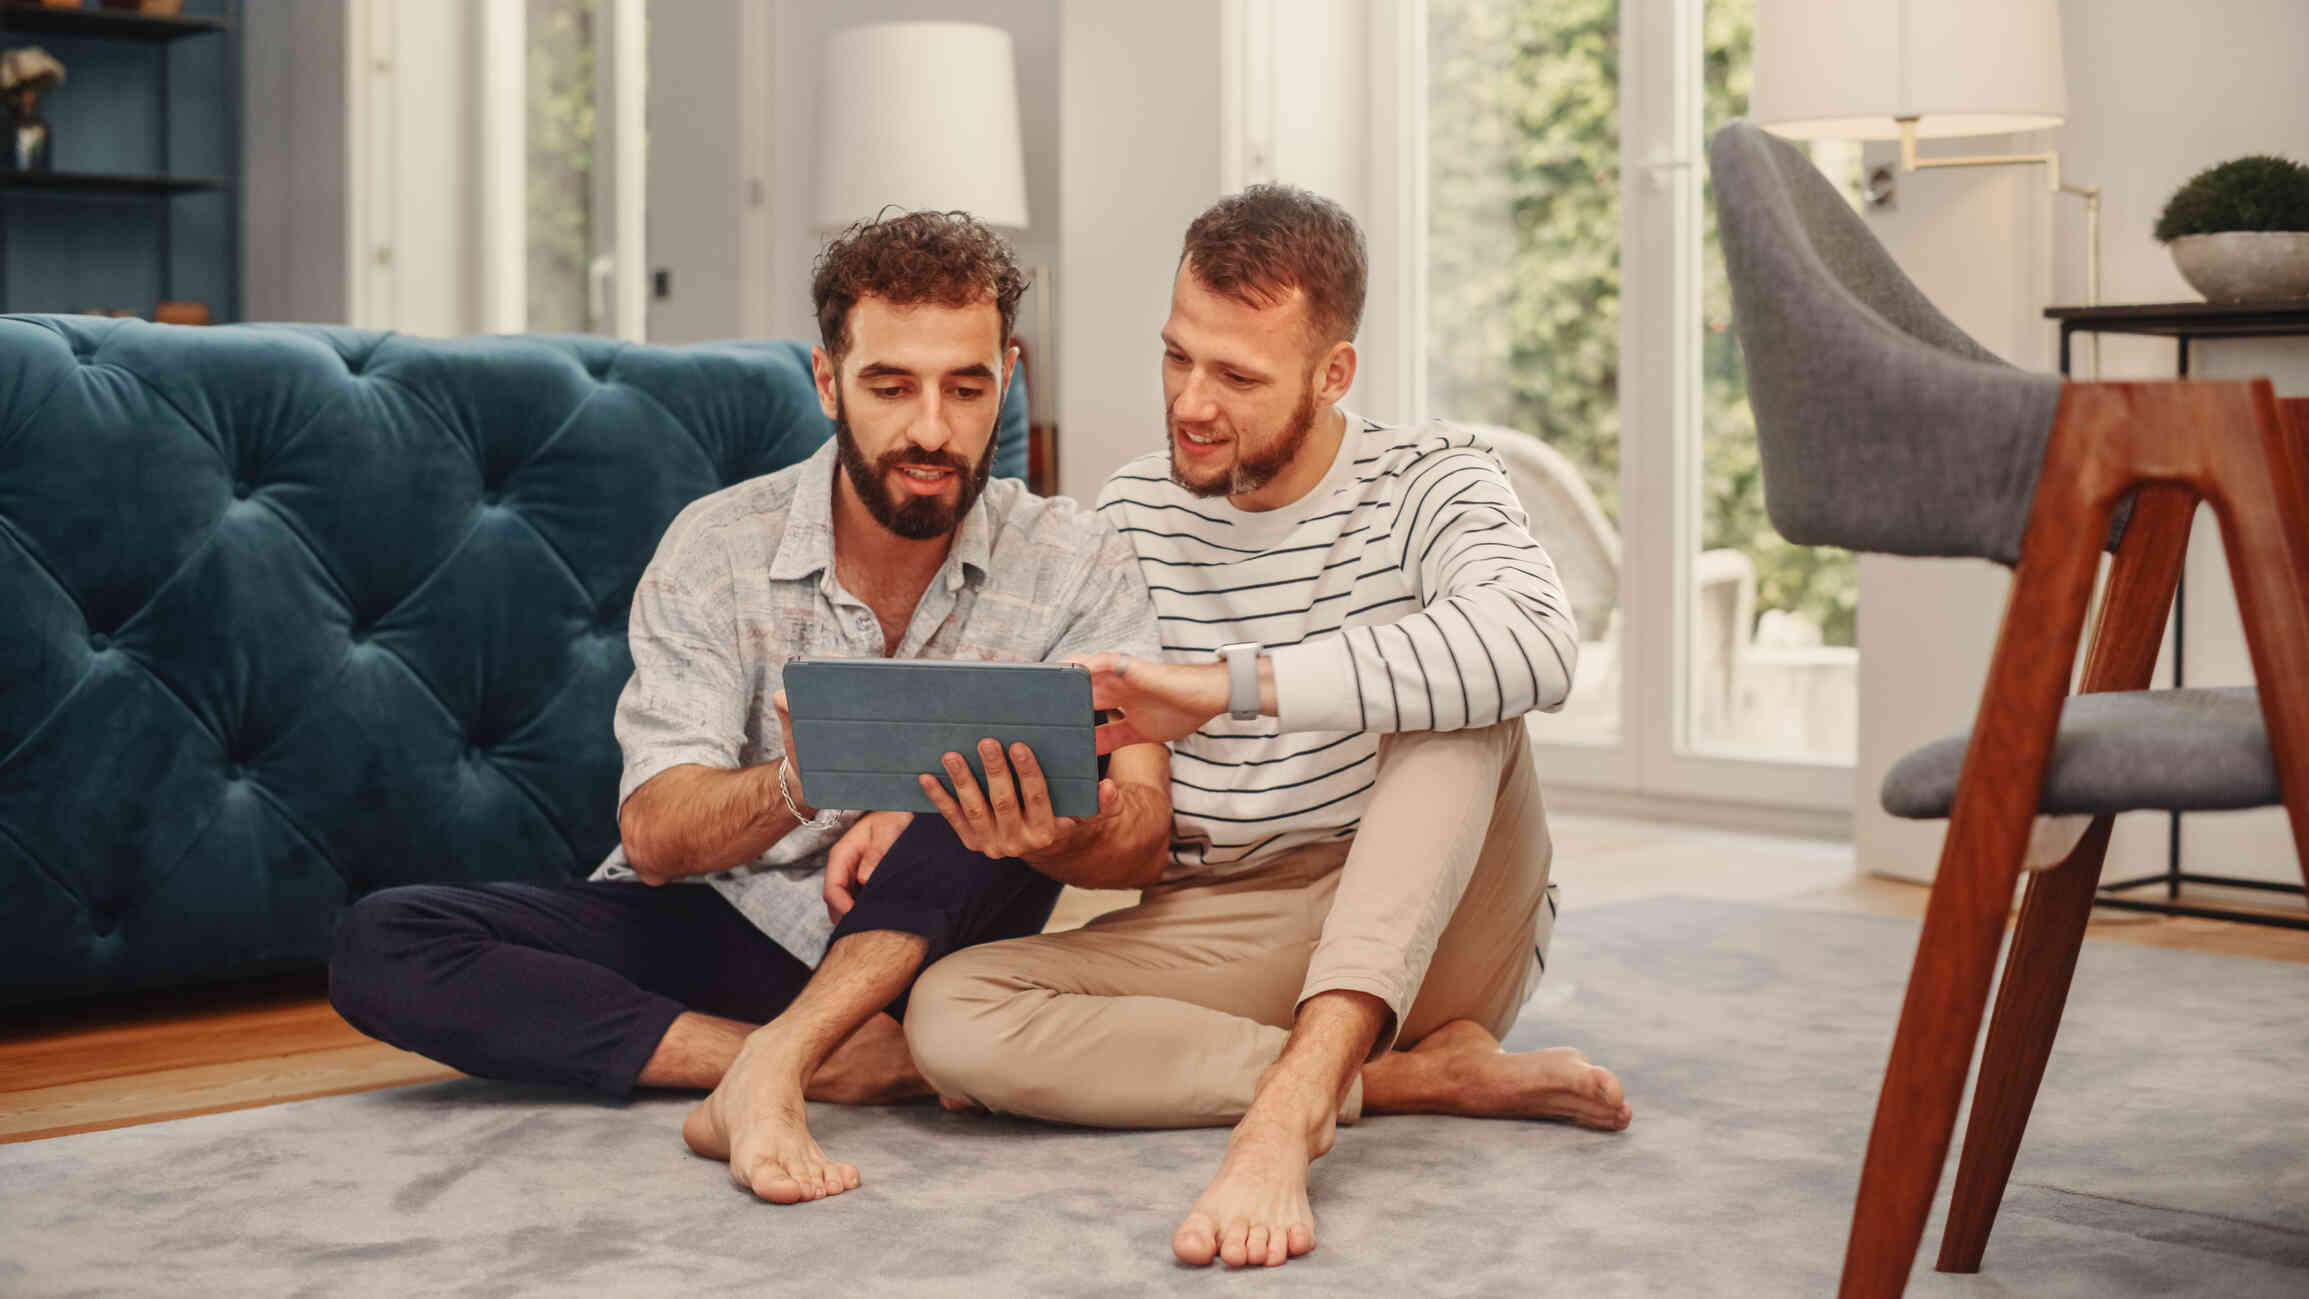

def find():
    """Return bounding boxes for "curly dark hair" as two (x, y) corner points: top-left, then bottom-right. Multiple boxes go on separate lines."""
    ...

(1179, 184), (1367, 346)
(811, 209), (1029, 360)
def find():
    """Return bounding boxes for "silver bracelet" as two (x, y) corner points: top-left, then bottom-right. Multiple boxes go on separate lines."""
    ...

(777, 757), (840, 830)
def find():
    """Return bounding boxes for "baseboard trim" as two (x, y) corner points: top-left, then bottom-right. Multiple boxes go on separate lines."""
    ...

(1547, 785), (1855, 842)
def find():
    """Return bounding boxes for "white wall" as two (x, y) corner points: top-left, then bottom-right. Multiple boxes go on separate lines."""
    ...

(242, 0), (349, 324)
(1856, 0), (2309, 884)
(343, 0), (484, 336)
(1054, 1), (1227, 502)
(644, 0), (749, 344)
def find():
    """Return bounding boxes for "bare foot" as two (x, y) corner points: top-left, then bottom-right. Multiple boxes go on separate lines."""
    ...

(1370, 1020), (1631, 1130)
(682, 1034), (862, 1204)
(1173, 1106), (1332, 1268)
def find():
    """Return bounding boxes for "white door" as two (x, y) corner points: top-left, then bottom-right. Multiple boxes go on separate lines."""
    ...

(1235, 0), (1863, 827)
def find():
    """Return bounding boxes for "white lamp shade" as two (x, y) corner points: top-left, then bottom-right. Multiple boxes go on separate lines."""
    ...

(814, 22), (1031, 231)
(1752, 0), (2066, 141)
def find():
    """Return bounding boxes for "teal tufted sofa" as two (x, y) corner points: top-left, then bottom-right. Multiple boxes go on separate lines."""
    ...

(0, 315), (1028, 1004)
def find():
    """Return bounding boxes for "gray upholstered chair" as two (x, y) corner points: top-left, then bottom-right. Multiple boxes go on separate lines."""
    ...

(1708, 119), (2309, 1298)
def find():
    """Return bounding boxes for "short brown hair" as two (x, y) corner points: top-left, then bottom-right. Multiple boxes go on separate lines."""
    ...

(812, 209), (1029, 359)
(1179, 184), (1367, 346)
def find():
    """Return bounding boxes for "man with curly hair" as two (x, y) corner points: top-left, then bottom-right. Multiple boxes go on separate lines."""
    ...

(328, 211), (1172, 1205)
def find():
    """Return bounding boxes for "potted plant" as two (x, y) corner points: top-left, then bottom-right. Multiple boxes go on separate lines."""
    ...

(2154, 155), (2309, 303)
(1, 47), (66, 174)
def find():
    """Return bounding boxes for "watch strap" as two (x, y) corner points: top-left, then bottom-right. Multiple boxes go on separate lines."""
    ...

(1220, 642), (1261, 721)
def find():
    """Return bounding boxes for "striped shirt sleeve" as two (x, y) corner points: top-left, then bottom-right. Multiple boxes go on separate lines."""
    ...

(1267, 443), (1579, 733)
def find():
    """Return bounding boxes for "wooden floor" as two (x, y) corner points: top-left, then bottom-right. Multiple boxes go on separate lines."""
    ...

(6, 813), (2304, 1146)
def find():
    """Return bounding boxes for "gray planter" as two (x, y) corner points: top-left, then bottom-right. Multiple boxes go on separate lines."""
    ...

(2168, 231), (2309, 303)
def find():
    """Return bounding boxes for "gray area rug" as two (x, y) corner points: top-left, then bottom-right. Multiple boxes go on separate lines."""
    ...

(3, 897), (2305, 1297)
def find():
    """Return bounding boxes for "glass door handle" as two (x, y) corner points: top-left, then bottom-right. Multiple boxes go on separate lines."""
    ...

(1634, 156), (1694, 191)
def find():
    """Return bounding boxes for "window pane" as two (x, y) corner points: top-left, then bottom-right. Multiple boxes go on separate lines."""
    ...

(1690, 0), (1859, 761)
(527, 0), (597, 334)
(1428, 0), (1621, 745)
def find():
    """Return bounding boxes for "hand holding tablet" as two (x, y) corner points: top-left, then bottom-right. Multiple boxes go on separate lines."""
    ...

(781, 660), (1109, 860)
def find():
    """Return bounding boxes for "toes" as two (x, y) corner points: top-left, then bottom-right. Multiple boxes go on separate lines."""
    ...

(749, 1167), (806, 1204)
(1219, 1217), (1251, 1268)
(1243, 1225), (1271, 1269)
(1172, 1213), (1220, 1266)
(839, 1162), (862, 1191)
(1586, 1065), (1625, 1106)
(1287, 1222), (1316, 1257)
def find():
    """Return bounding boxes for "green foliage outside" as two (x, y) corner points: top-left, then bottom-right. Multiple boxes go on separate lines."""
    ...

(526, 0), (596, 335)
(1428, 0), (1857, 646)
(2154, 155), (2309, 241)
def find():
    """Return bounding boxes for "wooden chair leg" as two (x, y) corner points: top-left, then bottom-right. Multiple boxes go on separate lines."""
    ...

(2205, 389), (2309, 897)
(1933, 818), (2109, 1271)
(1838, 400), (2117, 1299)
(1938, 482), (2197, 1274)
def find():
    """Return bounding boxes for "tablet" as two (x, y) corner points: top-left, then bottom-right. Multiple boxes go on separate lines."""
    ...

(782, 658), (1102, 818)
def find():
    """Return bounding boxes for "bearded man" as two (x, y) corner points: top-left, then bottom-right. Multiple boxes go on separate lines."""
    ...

(328, 210), (1171, 1204)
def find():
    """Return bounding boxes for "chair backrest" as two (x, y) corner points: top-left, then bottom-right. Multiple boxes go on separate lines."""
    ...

(1706, 120), (2065, 565)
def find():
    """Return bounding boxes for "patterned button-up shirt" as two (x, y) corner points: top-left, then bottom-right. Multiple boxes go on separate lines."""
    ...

(591, 439), (1163, 964)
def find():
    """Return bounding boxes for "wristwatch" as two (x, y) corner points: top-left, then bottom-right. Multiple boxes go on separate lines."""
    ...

(1217, 641), (1263, 722)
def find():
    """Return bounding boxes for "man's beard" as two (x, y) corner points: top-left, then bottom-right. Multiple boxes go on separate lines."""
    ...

(833, 393), (996, 541)
(1169, 378), (1320, 500)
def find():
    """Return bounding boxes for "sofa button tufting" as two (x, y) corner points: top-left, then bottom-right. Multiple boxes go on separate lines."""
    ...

(227, 763), (244, 781)
(233, 480), (252, 500)
(89, 633), (110, 651)
(483, 491), (501, 507)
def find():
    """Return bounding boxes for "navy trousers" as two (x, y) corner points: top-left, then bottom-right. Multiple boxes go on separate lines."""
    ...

(327, 816), (1058, 1097)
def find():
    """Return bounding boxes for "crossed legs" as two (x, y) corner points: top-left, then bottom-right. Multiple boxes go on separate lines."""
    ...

(331, 815), (1059, 1202)
(904, 719), (1629, 1265)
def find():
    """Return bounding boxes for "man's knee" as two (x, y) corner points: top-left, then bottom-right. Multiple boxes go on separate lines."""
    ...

(1375, 714), (1526, 769)
(899, 950), (1015, 1102)
(326, 885), (443, 1041)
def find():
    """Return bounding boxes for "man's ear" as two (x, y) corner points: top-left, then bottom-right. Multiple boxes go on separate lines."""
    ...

(1315, 340), (1358, 406)
(810, 345), (841, 419)
(1002, 343), (1020, 401)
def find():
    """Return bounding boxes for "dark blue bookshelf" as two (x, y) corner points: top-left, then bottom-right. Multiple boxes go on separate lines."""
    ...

(0, 0), (240, 321)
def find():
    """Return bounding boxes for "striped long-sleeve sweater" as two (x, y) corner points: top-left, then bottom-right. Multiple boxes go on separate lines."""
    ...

(1095, 413), (1578, 879)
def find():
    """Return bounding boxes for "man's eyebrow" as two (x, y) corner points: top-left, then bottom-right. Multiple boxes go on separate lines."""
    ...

(853, 361), (998, 381)
(1161, 334), (1270, 381)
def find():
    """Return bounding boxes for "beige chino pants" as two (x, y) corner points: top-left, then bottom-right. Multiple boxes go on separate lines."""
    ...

(903, 717), (1555, 1128)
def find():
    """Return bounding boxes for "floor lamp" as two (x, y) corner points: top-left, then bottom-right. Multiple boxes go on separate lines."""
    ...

(814, 22), (1051, 484)
(1751, 0), (2102, 375)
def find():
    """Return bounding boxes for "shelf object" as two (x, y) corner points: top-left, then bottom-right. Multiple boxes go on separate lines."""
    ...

(0, 168), (225, 195)
(0, 2), (225, 42)
(0, 0), (239, 322)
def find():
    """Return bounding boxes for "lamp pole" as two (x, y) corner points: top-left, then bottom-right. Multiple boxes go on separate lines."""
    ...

(1897, 116), (2102, 376)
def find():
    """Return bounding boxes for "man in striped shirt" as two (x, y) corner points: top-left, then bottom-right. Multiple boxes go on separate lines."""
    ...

(903, 185), (1632, 1269)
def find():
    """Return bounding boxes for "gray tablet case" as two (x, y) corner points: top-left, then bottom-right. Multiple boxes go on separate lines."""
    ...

(783, 658), (1101, 818)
